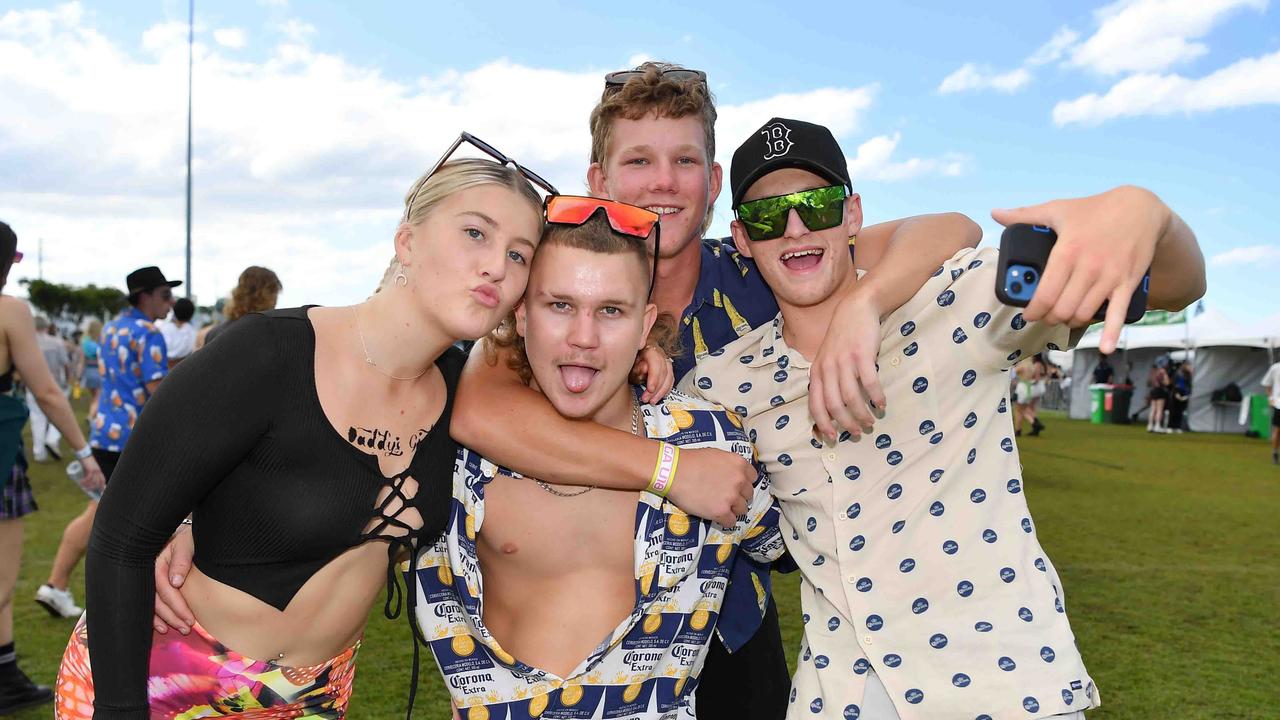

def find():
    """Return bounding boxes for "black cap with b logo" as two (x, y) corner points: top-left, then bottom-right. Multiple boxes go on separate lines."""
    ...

(730, 117), (851, 207)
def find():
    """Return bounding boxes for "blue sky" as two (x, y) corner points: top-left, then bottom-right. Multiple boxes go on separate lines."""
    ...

(1, 0), (1276, 327)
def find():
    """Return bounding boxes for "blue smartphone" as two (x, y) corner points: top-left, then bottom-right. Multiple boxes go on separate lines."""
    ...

(994, 224), (1149, 324)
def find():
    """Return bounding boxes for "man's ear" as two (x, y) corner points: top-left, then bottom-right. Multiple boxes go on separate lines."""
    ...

(587, 162), (608, 198)
(638, 302), (659, 351)
(708, 161), (724, 207)
(844, 193), (864, 238)
(514, 300), (529, 339)
(729, 219), (755, 259)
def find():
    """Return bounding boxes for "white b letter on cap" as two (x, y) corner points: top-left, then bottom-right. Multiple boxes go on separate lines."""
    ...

(761, 121), (793, 160)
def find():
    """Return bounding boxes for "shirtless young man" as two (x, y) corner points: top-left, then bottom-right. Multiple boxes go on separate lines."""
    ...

(413, 203), (785, 719)
(683, 117), (1206, 719)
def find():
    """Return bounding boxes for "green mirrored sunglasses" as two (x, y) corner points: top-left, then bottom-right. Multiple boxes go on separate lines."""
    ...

(735, 185), (848, 241)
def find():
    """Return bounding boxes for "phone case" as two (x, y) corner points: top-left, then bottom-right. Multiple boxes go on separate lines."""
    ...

(995, 224), (1148, 324)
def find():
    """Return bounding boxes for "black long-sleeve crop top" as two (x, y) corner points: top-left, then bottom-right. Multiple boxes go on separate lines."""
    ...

(85, 307), (462, 718)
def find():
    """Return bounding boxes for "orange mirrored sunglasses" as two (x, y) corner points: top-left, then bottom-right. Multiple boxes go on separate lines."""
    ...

(543, 195), (661, 295)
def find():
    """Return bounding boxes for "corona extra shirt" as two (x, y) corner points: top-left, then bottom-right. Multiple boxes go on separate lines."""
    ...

(409, 388), (786, 720)
(90, 307), (168, 452)
(682, 248), (1100, 720)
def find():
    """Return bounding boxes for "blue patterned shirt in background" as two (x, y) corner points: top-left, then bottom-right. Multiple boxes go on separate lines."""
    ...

(90, 307), (168, 452)
(408, 389), (786, 719)
(675, 239), (779, 384)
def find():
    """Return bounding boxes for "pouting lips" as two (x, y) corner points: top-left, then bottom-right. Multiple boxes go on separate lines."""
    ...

(781, 248), (824, 271)
(559, 364), (599, 393)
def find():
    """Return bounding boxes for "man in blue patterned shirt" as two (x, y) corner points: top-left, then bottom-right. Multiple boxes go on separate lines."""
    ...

(39, 267), (178, 621)
(411, 209), (785, 719)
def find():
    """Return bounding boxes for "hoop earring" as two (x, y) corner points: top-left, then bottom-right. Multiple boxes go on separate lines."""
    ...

(848, 234), (857, 246)
(394, 270), (408, 287)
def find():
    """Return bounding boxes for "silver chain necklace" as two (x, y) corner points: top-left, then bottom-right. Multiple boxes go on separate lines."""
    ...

(351, 305), (430, 381)
(535, 394), (642, 497)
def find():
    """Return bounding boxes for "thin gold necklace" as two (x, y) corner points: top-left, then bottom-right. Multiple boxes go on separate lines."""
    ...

(351, 305), (430, 381)
(535, 394), (642, 497)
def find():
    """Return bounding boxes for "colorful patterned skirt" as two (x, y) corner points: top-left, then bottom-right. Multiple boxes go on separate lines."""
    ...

(55, 615), (360, 719)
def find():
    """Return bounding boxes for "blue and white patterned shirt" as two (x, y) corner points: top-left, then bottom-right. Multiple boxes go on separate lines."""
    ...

(683, 247), (1098, 720)
(408, 389), (786, 720)
(90, 307), (168, 452)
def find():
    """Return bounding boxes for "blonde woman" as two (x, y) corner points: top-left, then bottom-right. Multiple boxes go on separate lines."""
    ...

(55, 141), (555, 719)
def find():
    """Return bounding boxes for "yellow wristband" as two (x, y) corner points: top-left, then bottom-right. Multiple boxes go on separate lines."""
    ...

(648, 442), (680, 498)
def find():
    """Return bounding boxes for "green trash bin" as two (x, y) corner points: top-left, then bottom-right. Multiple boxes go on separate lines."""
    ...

(1250, 394), (1272, 437)
(1089, 384), (1109, 424)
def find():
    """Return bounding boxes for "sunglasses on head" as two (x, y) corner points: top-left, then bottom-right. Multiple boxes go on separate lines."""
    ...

(735, 184), (848, 242)
(11, 251), (21, 264)
(406, 132), (560, 220)
(604, 68), (707, 91)
(544, 195), (661, 296)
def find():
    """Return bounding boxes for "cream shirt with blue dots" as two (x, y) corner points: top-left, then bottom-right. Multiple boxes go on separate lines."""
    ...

(681, 247), (1099, 720)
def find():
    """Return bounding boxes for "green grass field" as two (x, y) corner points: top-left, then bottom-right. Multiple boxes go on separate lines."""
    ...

(8, 407), (1279, 718)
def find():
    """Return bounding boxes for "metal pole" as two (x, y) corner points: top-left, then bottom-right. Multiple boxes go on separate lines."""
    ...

(184, 0), (194, 299)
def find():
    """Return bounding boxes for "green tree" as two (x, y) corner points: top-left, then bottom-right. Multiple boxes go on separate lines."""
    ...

(19, 279), (125, 321)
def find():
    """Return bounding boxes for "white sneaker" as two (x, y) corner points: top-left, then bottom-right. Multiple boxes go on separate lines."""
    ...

(35, 584), (83, 618)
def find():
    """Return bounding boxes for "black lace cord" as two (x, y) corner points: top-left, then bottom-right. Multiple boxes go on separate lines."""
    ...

(361, 472), (434, 719)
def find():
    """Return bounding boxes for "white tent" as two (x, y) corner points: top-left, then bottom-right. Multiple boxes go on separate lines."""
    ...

(1067, 308), (1278, 431)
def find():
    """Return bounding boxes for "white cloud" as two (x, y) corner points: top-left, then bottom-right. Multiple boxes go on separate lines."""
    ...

(847, 133), (968, 182)
(1068, 0), (1268, 76)
(1, 7), (964, 307)
(938, 64), (1032, 94)
(213, 27), (246, 49)
(1209, 244), (1280, 266)
(1027, 27), (1080, 65)
(1052, 49), (1280, 124)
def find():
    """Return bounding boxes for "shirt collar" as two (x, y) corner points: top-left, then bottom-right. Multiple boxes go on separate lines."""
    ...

(746, 314), (811, 371)
(124, 307), (150, 324)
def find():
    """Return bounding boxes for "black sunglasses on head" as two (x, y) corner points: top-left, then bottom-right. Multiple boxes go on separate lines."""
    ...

(604, 68), (707, 90)
(405, 132), (559, 220)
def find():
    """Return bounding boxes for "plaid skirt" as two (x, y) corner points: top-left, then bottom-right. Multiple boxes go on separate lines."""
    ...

(0, 451), (36, 519)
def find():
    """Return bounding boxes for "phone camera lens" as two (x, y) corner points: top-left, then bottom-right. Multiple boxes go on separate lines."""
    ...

(1010, 281), (1024, 295)
(1023, 270), (1037, 284)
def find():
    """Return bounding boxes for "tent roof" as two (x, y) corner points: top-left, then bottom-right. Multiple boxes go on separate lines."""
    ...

(1075, 307), (1235, 350)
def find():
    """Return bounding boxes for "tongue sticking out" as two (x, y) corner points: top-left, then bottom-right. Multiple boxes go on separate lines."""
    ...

(559, 365), (599, 393)
(783, 252), (823, 271)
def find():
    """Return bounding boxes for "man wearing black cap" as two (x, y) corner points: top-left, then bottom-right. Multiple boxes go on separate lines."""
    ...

(681, 117), (1206, 719)
(35, 267), (179, 620)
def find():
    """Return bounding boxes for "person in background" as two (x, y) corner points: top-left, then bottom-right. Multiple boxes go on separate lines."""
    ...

(80, 319), (102, 417)
(158, 298), (198, 367)
(1013, 355), (1046, 437)
(1093, 354), (1115, 384)
(1260, 359), (1280, 463)
(35, 267), (178, 620)
(27, 316), (72, 462)
(1147, 359), (1172, 433)
(197, 266), (282, 349)
(1168, 361), (1192, 433)
(0, 220), (105, 714)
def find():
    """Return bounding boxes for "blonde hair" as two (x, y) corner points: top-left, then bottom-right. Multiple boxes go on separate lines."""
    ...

(484, 213), (680, 384)
(85, 318), (102, 343)
(381, 158), (545, 290)
(589, 61), (717, 167)
(225, 266), (283, 321)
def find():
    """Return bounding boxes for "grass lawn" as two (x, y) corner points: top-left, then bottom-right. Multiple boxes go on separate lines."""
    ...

(8, 407), (1278, 718)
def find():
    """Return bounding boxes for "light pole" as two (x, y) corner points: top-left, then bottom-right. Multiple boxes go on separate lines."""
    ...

(184, 0), (194, 299)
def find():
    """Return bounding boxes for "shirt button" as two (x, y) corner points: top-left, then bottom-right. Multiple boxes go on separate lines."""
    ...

(891, 356), (901, 367)
(826, 453), (837, 461)
(848, 575), (857, 584)
(864, 635), (873, 645)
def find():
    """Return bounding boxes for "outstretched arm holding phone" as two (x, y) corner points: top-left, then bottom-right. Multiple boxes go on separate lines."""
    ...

(993, 185), (1204, 353)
